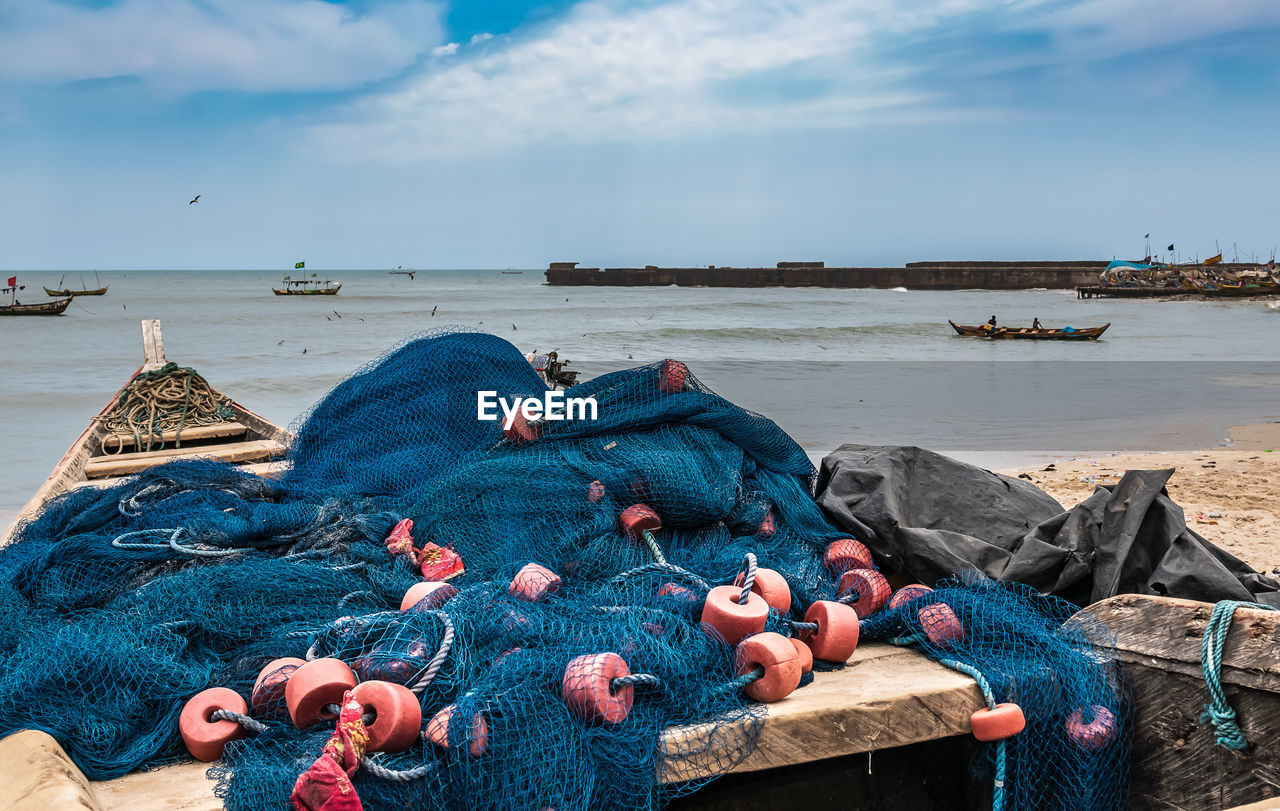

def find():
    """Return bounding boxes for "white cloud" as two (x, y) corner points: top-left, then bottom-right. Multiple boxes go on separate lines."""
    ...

(310, 0), (992, 160)
(0, 0), (445, 93)
(432, 42), (460, 56)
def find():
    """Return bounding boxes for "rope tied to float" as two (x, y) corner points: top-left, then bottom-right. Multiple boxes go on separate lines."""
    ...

(610, 672), (663, 694)
(607, 562), (711, 593)
(360, 757), (432, 782)
(937, 657), (1007, 811)
(407, 612), (455, 696)
(210, 708), (269, 735)
(110, 527), (240, 558)
(737, 552), (757, 605)
(1200, 599), (1277, 751)
(640, 529), (667, 566)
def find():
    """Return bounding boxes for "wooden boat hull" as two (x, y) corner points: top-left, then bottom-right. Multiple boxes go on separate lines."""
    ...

(44, 286), (108, 297)
(1, 320), (293, 545)
(0, 297), (72, 316)
(949, 320), (1109, 340)
(272, 285), (341, 295)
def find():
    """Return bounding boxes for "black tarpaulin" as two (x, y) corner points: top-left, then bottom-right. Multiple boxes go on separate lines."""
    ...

(815, 444), (1280, 607)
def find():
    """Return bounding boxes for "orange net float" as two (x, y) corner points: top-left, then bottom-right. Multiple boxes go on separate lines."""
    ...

(425, 704), (489, 756)
(180, 687), (251, 762)
(756, 511), (776, 538)
(732, 567), (791, 613)
(699, 585), (768, 646)
(918, 603), (964, 646)
(503, 410), (540, 444)
(350, 681), (423, 753)
(887, 584), (934, 611)
(619, 504), (667, 564)
(401, 581), (459, 611)
(561, 652), (635, 724)
(789, 637), (813, 675)
(657, 582), (698, 603)
(734, 632), (802, 703)
(837, 568), (891, 618)
(657, 359), (688, 393)
(285, 658), (358, 729)
(587, 480), (606, 502)
(509, 562), (562, 602)
(970, 703), (1026, 741)
(251, 657), (306, 720)
(797, 600), (860, 662)
(823, 538), (873, 573)
(1065, 705), (1117, 751)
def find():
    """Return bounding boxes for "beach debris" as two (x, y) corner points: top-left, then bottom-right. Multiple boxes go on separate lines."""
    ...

(1018, 473), (1033, 480)
(1043, 464), (1057, 471)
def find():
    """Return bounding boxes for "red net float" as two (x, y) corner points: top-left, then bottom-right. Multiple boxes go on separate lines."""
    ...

(658, 359), (688, 393)
(509, 563), (562, 602)
(251, 657), (306, 719)
(503, 410), (540, 444)
(350, 680), (423, 753)
(823, 538), (873, 573)
(285, 658), (358, 729)
(1066, 705), (1117, 751)
(619, 504), (661, 540)
(918, 603), (964, 646)
(970, 703), (1026, 741)
(757, 511), (776, 538)
(353, 635), (429, 685)
(425, 704), (488, 756)
(789, 637), (813, 675)
(887, 584), (934, 612)
(657, 582), (698, 602)
(587, 480), (606, 502)
(837, 568), (891, 618)
(401, 581), (459, 611)
(798, 600), (860, 662)
(732, 567), (791, 614)
(493, 647), (522, 667)
(700, 585), (768, 646)
(180, 687), (251, 762)
(562, 652), (633, 724)
(735, 632), (802, 703)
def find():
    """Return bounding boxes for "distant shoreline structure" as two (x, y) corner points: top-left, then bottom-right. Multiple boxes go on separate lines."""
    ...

(544, 260), (1262, 290)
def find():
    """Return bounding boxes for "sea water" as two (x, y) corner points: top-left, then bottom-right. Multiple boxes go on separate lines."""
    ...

(1, 269), (1278, 515)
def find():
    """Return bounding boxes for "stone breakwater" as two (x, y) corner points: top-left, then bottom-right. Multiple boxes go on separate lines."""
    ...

(544, 260), (1107, 289)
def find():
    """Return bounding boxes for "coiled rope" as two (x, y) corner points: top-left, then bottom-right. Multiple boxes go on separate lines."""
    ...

(1200, 599), (1277, 750)
(101, 362), (236, 453)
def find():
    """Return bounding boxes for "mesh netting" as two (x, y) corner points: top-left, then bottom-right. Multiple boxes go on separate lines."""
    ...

(0, 329), (1128, 810)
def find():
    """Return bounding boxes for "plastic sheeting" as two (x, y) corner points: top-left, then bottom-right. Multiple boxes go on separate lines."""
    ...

(815, 444), (1280, 607)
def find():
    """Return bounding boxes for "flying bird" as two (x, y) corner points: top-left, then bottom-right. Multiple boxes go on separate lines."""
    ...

(512, 323), (517, 331)
(431, 305), (437, 317)
(189, 195), (200, 205)
(332, 310), (342, 319)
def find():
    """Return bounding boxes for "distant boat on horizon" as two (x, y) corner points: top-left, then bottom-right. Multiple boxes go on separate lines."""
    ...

(273, 272), (341, 296)
(44, 272), (108, 297)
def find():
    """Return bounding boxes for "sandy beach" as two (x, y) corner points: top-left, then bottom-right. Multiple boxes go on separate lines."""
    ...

(1001, 422), (1280, 573)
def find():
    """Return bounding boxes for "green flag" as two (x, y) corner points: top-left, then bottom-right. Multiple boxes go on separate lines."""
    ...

(295, 261), (305, 269)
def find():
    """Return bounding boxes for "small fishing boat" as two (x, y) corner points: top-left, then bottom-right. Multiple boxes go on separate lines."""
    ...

(1, 320), (292, 545)
(273, 275), (341, 296)
(44, 272), (108, 297)
(0, 276), (72, 316)
(949, 320), (1109, 340)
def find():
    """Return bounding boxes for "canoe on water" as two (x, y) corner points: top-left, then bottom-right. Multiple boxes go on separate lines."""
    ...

(949, 320), (1110, 340)
(0, 297), (73, 316)
(44, 285), (109, 297)
(0, 319), (293, 545)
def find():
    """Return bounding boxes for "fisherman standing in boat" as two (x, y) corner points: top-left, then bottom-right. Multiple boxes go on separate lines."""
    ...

(1032, 317), (1042, 330)
(982, 315), (998, 336)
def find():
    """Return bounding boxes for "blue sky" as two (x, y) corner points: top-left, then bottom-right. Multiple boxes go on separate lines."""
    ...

(1, 0), (1278, 269)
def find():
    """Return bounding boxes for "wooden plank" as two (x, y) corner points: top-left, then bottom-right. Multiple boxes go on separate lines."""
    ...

(68, 460), (291, 492)
(140, 320), (166, 371)
(84, 439), (284, 479)
(98, 422), (247, 453)
(1078, 595), (1280, 810)
(93, 761), (217, 811)
(0, 729), (103, 810)
(660, 644), (983, 783)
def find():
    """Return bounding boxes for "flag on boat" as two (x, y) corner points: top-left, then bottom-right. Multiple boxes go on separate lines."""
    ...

(5, 276), (14, 288)
(1167, 244), (1175, 251)
(1204, 253), (1223, 265)
(295, 261), (305, 269)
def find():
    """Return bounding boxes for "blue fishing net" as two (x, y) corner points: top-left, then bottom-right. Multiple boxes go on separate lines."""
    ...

(0, 329), (1128, 810)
